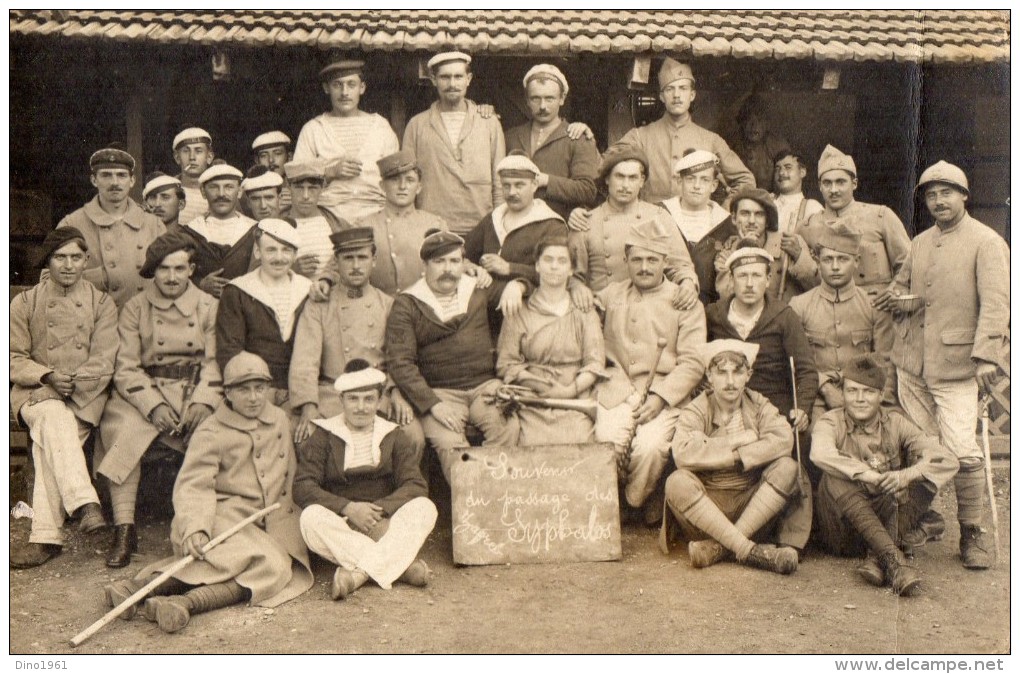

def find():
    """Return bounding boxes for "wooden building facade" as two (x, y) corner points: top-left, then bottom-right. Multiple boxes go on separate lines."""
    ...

(9, 10), (1010, 285)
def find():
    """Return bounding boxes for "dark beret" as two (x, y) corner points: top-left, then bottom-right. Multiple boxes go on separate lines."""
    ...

(598, 145), (650, 183)
(37, 228), (88, 269)
(140, 232), (198, 279)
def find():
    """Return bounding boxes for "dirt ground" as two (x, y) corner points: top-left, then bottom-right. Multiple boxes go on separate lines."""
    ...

(8, 468), (1011, 655)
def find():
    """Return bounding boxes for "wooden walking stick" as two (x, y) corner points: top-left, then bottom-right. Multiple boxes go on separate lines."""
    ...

(788, 357), (809, 499)
(979, 395), (1001, 559)
(70, 502), (282, 647)
(619, 338), (669, 477)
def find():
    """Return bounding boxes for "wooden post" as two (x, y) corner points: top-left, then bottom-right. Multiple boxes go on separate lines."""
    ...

(126, 87), (145, 203)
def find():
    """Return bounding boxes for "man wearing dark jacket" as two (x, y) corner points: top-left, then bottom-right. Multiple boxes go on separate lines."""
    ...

(705, 246), (817, 432)
(385, 230), (523, 480)
(295, 360), (437, 600)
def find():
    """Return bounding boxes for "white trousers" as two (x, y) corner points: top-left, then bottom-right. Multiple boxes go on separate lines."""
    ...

(299, 497), (438, 589)
(20, 400), (97, 545)
(596, 400), (682, 508)
(897, 368), (981, 462)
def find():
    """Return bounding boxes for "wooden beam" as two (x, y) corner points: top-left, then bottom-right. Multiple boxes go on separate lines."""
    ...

(126, 88), (144, 203)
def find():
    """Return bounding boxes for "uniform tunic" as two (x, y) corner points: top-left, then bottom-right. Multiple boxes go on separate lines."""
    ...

(55, 197), (166, 307)
(614, 115), (755, 205)
(142, 401), (312, 608)
(798, 201), (910, 293)
(505, 120), (600, 219)
(788, 281), (892, 406)
(496, 293), (607, 445)
(98, 282), (222, 484)
(352, 208), (449, 295)
(289, 285), (393, 416)
(294, 112), (399, 222)
(402, 100), (506, 234)
(890, 214), (1010, 381)
(10, 279), (118, 425)
(568, 201), (697, 292)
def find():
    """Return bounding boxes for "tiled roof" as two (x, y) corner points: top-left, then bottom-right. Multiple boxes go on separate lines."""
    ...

(9, 10), (1010, 64)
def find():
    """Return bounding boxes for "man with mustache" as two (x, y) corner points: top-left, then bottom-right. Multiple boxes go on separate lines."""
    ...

(595, 220), (706, 524)
(98, 232), (222, 568)
(251, 130), (293, 211)
(385, 230), (524, 480)
(789, 224), (891, 427)
(811, 354), (957, 595)
(402, 51), (506, 235)
(611, 58), (754, 206)
(712, 188), (816, 304)
(661, 340), (810, 574)
(143, 172), (187, 234)
(294, 58), (398, 224)
(54, 146), (165, 308)
(771, 151), (823, 236)
(705, 247), (817, 441)
(464, 153), (567, 337)
(182, 164), (258, 298)
(731, 95), (790, 194)
(797, 145), (910, 366)
(240, 165), (284, 222)
(567, 146), (699, 310)
(874, 162), (1010, 570)
(290, 228), (421, 451)
(217, 219), (311, 412)
(10, 228), (118, 569)
(172, 127), (216, 226)
(504, 64), (599, 220)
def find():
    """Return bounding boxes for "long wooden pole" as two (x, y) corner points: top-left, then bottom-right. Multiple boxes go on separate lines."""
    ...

(979, 397), (1001, 560)
(70, 502), (281, 647)
(789, 357), (809, 499)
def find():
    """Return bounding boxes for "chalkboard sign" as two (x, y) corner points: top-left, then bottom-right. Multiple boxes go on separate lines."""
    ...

(450, 443), (622, 565)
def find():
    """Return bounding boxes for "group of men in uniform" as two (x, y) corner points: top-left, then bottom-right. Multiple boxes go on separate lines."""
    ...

(9, 52), (1009, 632)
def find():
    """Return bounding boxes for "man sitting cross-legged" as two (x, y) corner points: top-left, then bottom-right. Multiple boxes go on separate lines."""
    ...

(295, 360), (438, 600)
(661, 339), (811, 574)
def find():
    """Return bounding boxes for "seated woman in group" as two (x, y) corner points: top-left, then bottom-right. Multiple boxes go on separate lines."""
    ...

(496, 234), (606, 446)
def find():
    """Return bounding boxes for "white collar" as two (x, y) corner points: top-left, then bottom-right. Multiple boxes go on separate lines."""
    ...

(228, 269), (311, 341)
(402, 274), (477, 322)
(312, 414), (399, 468)
(490, 199), (563, 247)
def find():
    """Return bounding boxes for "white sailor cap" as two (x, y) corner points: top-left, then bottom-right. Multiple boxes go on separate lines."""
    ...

(142, 174), (182, 200)
(334, 366), (387, 393)
(241, 170), (284, 193)
(251, 131), (292, 152)
(198, 164), (243, 185)
(673, 150), (718, 176)
(523, 64), (568, 95)
(699, 339), (759, 370)
(257, 218), (301, 250)
(427, 51), (472, 72)
(172, 127), (212, 151)
(496, 153), (541, 178)
(723, 246), (774, 271)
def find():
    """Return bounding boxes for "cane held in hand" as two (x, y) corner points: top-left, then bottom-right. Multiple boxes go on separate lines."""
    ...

(789, 357), (809, 499)
(70, 502), (282, 646)
(619, 338), (669, 477)
(979, 396), (1001, 560)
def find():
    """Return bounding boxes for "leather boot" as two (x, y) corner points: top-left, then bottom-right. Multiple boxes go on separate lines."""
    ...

(76, 502), (107, 534)
(959, 524), (993, 570)
(145, 581), (248, 633)
(106, 524), (137, 568)
(879, 551), (921, 596)
(901, 510), (945, 553)
(744, 543), (798, 575)
(10, 542), (61, 569)
(688, 539), (727, 569)
(398, 560), (430, 587)
(105, 578), (146, 620)
(856, 555), (885, 587)
(331, 568), (369, 600)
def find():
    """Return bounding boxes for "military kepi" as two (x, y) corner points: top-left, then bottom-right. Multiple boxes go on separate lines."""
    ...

(90, 146), (135, 172)
(330, 227), (374, 253)
(140, 231), (198, 279)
